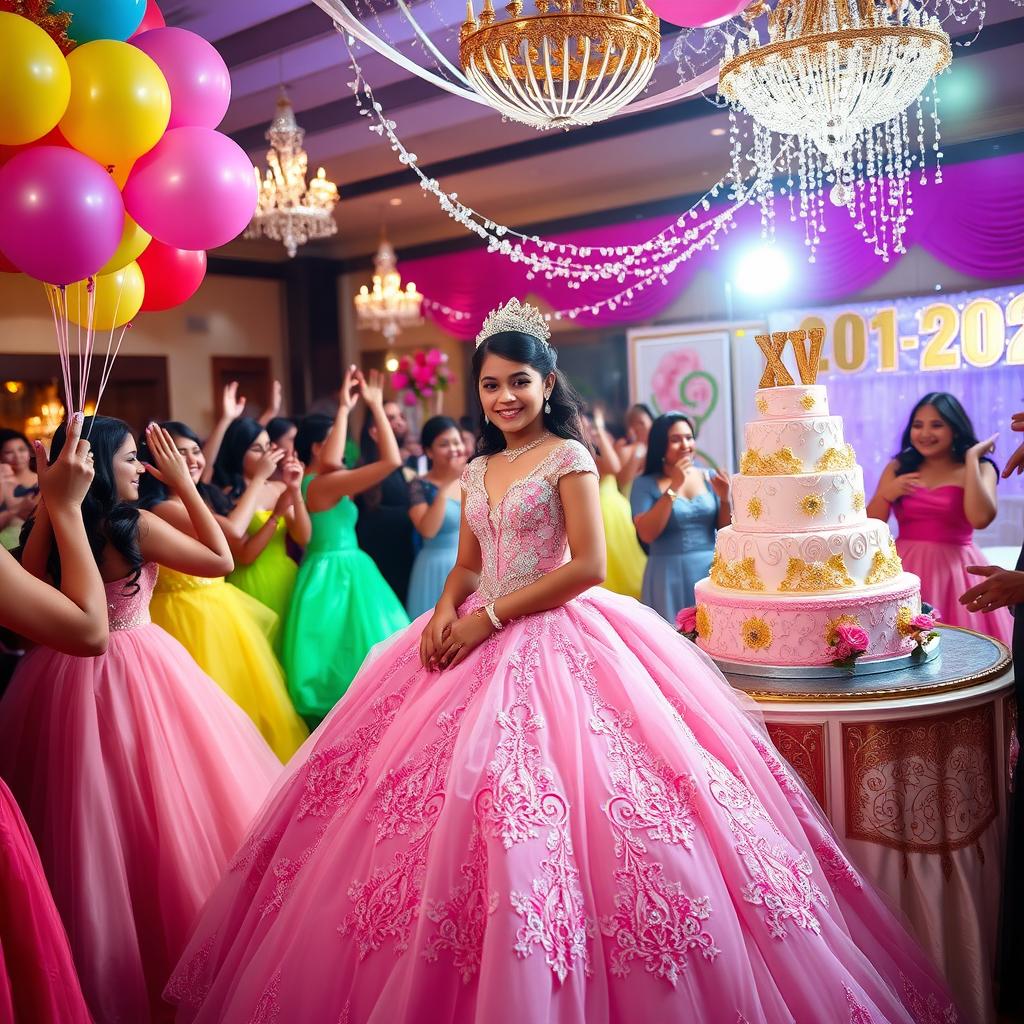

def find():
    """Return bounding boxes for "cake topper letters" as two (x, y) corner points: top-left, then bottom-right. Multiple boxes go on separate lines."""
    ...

(755, 328), (826, 388)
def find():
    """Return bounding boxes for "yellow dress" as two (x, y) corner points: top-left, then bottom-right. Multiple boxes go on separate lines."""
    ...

(150, 566), (308, 762)
(599, 474), (646, 600)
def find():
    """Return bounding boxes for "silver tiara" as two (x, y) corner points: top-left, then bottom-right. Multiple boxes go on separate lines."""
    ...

(475, 298), (552, 349)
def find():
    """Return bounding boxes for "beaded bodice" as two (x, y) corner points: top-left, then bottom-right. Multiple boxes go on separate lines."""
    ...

(462, 440), (598, 604)
(106, 562), (157, 631)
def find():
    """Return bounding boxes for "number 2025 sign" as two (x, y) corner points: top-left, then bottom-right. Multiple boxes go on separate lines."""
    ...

(769, 285), (1024, 376)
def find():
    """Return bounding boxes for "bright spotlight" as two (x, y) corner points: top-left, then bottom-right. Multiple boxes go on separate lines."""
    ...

(385, 356), (400, 372)
(733, 245), (791, 296)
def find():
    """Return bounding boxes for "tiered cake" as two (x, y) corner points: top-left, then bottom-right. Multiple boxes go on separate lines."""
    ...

(694, 350), (926, 668)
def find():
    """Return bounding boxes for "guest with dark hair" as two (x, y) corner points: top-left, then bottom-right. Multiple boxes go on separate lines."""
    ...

(867, 391), (1012, 643)
(615, 402), (654, 491)
(631, 412), (730, 621)
(0, 428), (38, 550)
(283, 368), (409, 722)
(266, 416), (298, 455)
(356, 398), (416, 604)
(405, 416), (466, 619)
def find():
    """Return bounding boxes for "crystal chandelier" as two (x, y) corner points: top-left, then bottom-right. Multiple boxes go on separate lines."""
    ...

(245, 91), (340, 258)
(354, 238), (423, 343)
(719, 0), (951, 261)
(458, 0), (661, 130)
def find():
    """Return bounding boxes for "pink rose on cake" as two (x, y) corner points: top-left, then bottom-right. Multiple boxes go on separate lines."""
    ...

(907, 611), (940, 656)
(835, 623), (870, 652)
(676, 606), (698, 641)
(827, 619), (870, 668)
(911, 613), (936, 631)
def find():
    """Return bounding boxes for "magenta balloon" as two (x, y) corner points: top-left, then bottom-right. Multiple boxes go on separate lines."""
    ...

(0, 147), (124, 285)
(132, 27), (230, 130)
(123, 127), (257, 250)
(648, 0), (747, 27)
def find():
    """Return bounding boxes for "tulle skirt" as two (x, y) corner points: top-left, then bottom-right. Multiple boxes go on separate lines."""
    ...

(0, 623), (282, 1024)
(167, 588), (958, 1024)
(150, 574), (308, 761)
(896, 537), (1014, 645)
(0, 778), (91, 1024)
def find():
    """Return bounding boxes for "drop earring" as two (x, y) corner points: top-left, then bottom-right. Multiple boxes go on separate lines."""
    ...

(484, 415), (490, 425)
(544, 395), (551, 415)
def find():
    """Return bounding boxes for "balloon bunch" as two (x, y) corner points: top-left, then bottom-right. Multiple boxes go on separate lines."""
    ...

(0, 0), (256, 416)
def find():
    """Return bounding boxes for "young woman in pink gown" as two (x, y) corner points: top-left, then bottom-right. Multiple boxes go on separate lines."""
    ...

(0, 412), (102, 1023)
(0, 418), (282, 1024)
(867, 391), (1013, 645)
(166, 301), (959, 1024)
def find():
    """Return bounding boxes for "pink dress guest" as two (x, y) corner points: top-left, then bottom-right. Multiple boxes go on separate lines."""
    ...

(894, 484), (1013, 645)
(0, 779), (91, 1023)
(0, 563), (282, 1024)
(166, 441), (958, 1024)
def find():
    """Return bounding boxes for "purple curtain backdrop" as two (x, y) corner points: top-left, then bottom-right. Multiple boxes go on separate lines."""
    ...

(404, 154), (1024, 339)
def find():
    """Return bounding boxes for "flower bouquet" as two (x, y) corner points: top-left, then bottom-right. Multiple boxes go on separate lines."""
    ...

(390, 348), (453, 413)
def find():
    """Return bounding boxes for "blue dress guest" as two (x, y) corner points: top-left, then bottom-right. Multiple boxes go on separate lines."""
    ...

(405, 416), (466, 619)
(631, 412), (731, 621)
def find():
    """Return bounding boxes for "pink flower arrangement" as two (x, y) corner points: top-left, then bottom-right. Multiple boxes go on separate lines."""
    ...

(907, 610), (940, 656)
(676, 606), (698, 635)
(910, 613), (936, 631)
(827, 621), (870, 668)
(390, 348), (454, 410)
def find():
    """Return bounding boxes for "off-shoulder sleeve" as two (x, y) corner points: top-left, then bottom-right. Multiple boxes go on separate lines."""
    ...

(549, 440), (599, 485)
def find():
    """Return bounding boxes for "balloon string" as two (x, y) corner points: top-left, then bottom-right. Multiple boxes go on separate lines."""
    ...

(90, 272), (130, 424)
(81, 281), (98, 424)
(45, 285), (75, 422)
(75, 283), (83, 419)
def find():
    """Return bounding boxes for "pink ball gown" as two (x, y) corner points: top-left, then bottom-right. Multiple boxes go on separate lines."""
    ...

(0, 563), (283, 1024)
(0, 779), (91, 1023)
(166, 441), (959, 1024)
(893, 484), (1013, 645)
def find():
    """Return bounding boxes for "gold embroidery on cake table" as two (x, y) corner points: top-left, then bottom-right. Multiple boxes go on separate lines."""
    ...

(800, 493), (825, 517)
(746, 497), (764, 521)
(741, 447), (803, 476)
(710, 552), (765, 592)
(696, 605), (712, 640)
(741, 616), (773, 650)
(814, 445), (856, 472)
(779, 555), (855, 592)
(865, 541), (902, 586)
(825, 615), (861, 647)
(799, 394), (817, 411)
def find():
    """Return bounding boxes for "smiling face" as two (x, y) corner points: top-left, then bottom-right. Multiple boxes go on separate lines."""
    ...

(478, 353), (554, 435)
(427, 426), (466, 469)
(663, 419), (696, 466)
(242, 430), (272, 479)
(113, 433), (145, 501)
(171, 433), (205, 484)
(627, 407), (653, 444)
(910, 404), (954, 460)
(1, 437), (31, 473)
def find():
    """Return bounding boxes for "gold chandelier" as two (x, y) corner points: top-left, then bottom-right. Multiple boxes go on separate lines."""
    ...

(354, 238), (423, 343)
(719, 0), (950, 261)
(459, 0), (661, 130)
(245, 91), (340, 258)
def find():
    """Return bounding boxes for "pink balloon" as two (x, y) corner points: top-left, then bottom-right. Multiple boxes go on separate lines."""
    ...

(132, 27), (230, 130)
(0, 147), (124, 285)
(137, 240), (206, 311)
(648, 0), (747, 27)
(131, 0), (164, 35)
(123, 127), (257, 251)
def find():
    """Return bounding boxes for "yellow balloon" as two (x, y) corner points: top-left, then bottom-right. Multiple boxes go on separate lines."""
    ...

(60, 41), (170, 170)
(67, 262), (145, 331)
(99, 216), (151, 276)
(0, 13), (71, 146)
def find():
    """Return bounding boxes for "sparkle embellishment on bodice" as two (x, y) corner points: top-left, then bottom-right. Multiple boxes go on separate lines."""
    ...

(106, 562), (157, 631)
(462, 440), (598, 605)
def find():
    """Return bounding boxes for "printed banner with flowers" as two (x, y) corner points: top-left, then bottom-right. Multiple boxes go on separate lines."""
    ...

(390, 348), (454, 410)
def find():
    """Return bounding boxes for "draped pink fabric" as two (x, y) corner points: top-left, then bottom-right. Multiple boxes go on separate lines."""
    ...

(404, 154), (1024, 338)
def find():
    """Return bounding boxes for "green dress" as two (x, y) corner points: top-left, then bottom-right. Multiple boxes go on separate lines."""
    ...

(282, 476), (410, 721)
(227, 510), (298, 631)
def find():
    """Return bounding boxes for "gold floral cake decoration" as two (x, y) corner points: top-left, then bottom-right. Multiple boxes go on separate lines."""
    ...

(865, 540), (902, 585)
(741, 616), (773, 650)
(746, 497), (764, 521)
(800, 493), (825, 517)
(696, 604), (712, 639)
(741, 447), (803, 476)
(852, 490), (866, 512)
(710, 552), (765, 591)
(799, 393), (818, 411)
(814, 444), (857, 472)
(778, 555), (855, 592)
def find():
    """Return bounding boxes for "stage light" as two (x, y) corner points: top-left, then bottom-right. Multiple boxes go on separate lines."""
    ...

(733, 245), (791, 296)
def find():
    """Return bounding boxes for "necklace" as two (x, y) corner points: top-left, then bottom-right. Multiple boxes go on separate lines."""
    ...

(503, 433), (549, 463)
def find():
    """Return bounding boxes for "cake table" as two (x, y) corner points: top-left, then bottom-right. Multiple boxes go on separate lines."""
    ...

(724, 626), (1014, 1024)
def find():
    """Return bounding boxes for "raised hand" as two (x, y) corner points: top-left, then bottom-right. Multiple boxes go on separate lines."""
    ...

(666, 453), (689, 491)
(709, 467), (731, 502)
(36, 413), (94, 509)
(221, 381), (247, 421)
(143, 423), (195, 494)
(267, 379), (283, 418)
(961, 565), (1024, 614)
(281, 454), (305, 492)
(966, 433), (998, 462)
(880, 472), (922, 502)
(252, 447), (285, 483)
(359, 369), (385, 410)
(338, 365), (360, 415)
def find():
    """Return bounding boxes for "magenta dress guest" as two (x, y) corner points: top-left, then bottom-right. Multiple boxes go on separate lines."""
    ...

(868, 391), (1013, 646)
(893, 484), (1013, 643)
(165, 302), (958, 1024)
(0, 779), (91, 1024)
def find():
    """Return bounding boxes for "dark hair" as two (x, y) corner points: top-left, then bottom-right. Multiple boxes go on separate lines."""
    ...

(626, 403), (654, 424)
(138, 421), (231, 515)
(644, 413), (696, 477)
(212, 417), (265, 500)
(895, 392), (997, 476)
(0, 429), (32, 454)
(420, 416), (460, 453)
(267, 416), (297, 446)
(471, 331), (589, 458)
(294, 414), (334, 465)
(23, 416), (142, 593)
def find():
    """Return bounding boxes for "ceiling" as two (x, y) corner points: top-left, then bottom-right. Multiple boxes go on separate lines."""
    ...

(170, 0), (1024, 267)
